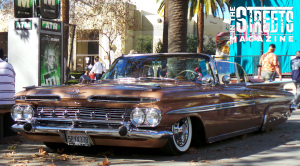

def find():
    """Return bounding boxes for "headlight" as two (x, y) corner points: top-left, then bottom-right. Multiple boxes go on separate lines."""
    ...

(11, 105), (23, 121)
(146, 108), (161, 126)
(23, 106), (34, 120)
(131, 108), (145, 126)
(11, 105), (34, 121)
(131, 108), (161, 127)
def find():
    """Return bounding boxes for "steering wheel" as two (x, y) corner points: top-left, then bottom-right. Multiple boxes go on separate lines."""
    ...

(175, 70), (199, 81)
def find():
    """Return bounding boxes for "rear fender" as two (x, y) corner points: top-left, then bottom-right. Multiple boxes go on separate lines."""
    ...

(261, 104), (292, 131)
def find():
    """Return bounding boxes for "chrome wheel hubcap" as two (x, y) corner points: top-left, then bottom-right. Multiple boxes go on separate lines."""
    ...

(173, 118), (189, 147)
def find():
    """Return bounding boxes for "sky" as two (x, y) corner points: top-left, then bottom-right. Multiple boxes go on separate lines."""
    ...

(132, 0), (230, 23)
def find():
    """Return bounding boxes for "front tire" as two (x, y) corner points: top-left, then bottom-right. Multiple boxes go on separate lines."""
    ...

(161, 117), (192, 155)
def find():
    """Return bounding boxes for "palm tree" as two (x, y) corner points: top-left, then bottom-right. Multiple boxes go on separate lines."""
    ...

(167, 0), (189, 53)
(190, 0), (229, 53)
(157, 0), (230, 53)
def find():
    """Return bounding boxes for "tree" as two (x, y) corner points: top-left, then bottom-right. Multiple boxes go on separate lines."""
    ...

(157, 0), (230, 53)
(187, 35), (216, 54)
(135, 35), (153, 53)
(167, 0), (189, 53)
(0, 0), (13, 32)
(190, 0), (229, 53)
(74, 0), (135, 65)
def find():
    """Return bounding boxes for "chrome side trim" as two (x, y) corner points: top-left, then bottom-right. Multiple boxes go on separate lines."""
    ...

(246, 80), (295, 86)
(11, 124), (173, 139)
(261, 108), (270, 132)
(208, 126), (261, 143)
(257, 96), (294, 104)
(168, 100), (256, 114)
(168, 97), (293, 114)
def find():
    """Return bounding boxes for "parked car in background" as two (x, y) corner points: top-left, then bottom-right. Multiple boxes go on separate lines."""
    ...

(11, 53), (294, 155)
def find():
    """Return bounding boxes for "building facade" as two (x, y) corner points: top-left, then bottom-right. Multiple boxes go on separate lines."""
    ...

(1, 0), (229, 71)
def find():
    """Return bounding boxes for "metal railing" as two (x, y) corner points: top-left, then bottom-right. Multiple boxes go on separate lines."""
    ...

(213, 55), (293, 77)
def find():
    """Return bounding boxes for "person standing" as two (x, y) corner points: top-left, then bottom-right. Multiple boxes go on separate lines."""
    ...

(90, 57), (104, 81)
(0, 47), (15, 105)
(291, 51), (300, 107)
(258, 44), (282, 81)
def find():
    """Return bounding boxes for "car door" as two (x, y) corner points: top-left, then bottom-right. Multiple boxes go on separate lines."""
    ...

(216, 61), (257, 136)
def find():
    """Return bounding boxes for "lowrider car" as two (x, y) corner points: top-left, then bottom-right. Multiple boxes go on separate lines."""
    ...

(11, 53), (295, 155)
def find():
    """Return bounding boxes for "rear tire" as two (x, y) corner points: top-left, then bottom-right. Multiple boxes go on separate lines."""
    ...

(161, 117), (192, 155)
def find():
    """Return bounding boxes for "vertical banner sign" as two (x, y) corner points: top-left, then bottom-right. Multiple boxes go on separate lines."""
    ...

(40, 34), (61, 86)
(40, 0), (60, 19)
(14, 0), (34, 18)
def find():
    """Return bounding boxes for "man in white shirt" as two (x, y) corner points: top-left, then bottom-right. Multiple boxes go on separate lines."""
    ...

(0, 47), (15, 106)
(90, 57), (105, 81)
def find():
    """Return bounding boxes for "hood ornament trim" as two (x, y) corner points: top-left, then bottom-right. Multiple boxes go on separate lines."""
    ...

(65, 89), (84, 98)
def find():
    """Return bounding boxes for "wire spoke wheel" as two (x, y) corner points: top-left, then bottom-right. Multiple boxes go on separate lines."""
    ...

(173, 118), (190, 147)
(161, 117), (192, 155)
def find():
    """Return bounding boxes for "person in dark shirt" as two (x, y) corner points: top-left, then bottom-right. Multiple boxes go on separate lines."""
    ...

(291, 51), (300, 107)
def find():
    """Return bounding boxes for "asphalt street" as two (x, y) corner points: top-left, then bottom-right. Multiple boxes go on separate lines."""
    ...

(0, 110), (300, 166)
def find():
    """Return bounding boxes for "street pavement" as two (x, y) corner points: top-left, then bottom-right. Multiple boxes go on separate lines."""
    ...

(0, 111), (300, 166)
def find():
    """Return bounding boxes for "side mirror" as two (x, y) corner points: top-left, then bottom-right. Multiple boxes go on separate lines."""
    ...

(202, 75), (214, 86)
(222, 75), (231, 87)
(79, 75), (92, 84)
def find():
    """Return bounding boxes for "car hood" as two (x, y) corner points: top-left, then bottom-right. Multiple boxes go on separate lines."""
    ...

(15, 81), (199, 101)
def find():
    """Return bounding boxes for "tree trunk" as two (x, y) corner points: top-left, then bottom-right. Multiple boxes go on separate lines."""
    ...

(62, 0), (69, 84)
(62, 0), (69, 23)
(162, 0), (168, 53)
(168, 0), (189, 53)
(197, 1), (204, 53)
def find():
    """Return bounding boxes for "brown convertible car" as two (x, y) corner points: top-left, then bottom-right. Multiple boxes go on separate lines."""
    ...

(11, 53), (295, 155)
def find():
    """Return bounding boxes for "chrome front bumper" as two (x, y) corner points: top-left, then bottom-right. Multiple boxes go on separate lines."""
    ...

(11, 123), (173, 140)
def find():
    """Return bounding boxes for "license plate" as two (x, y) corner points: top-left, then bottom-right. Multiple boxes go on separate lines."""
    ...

(66, 131), (91, 146)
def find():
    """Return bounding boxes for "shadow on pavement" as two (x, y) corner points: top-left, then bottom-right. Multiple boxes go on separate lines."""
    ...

(1, 111), (299, 165)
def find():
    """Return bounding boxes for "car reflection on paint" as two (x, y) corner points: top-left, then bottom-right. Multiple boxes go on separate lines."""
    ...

(11, 53), (295, 155)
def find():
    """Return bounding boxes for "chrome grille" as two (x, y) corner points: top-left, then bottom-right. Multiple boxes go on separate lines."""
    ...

(37, 107), (132, 121)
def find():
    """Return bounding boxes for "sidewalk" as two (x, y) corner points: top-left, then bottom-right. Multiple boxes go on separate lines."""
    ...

(0, 110), (300, 166)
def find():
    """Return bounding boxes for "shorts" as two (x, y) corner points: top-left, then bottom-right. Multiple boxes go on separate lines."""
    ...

(261, 70), (275, 81)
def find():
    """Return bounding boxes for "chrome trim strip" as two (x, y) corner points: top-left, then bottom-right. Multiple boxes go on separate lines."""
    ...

(87, 95), (159, 103)
(257, 96), (293, 104)
(167, 100), (256, 114)
(32, 118), (126, 124)
(11, 124), (173, 139)
(246, 80), (295, 86)
(261, 109), (269, 132)
(208, 126), (261, 143)
(14, 95), (61, 102)
(168, 97), (293, 114)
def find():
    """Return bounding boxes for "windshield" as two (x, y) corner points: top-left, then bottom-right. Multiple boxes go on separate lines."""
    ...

(216, 61), (249, 84)
(102, 54), (213, 82)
